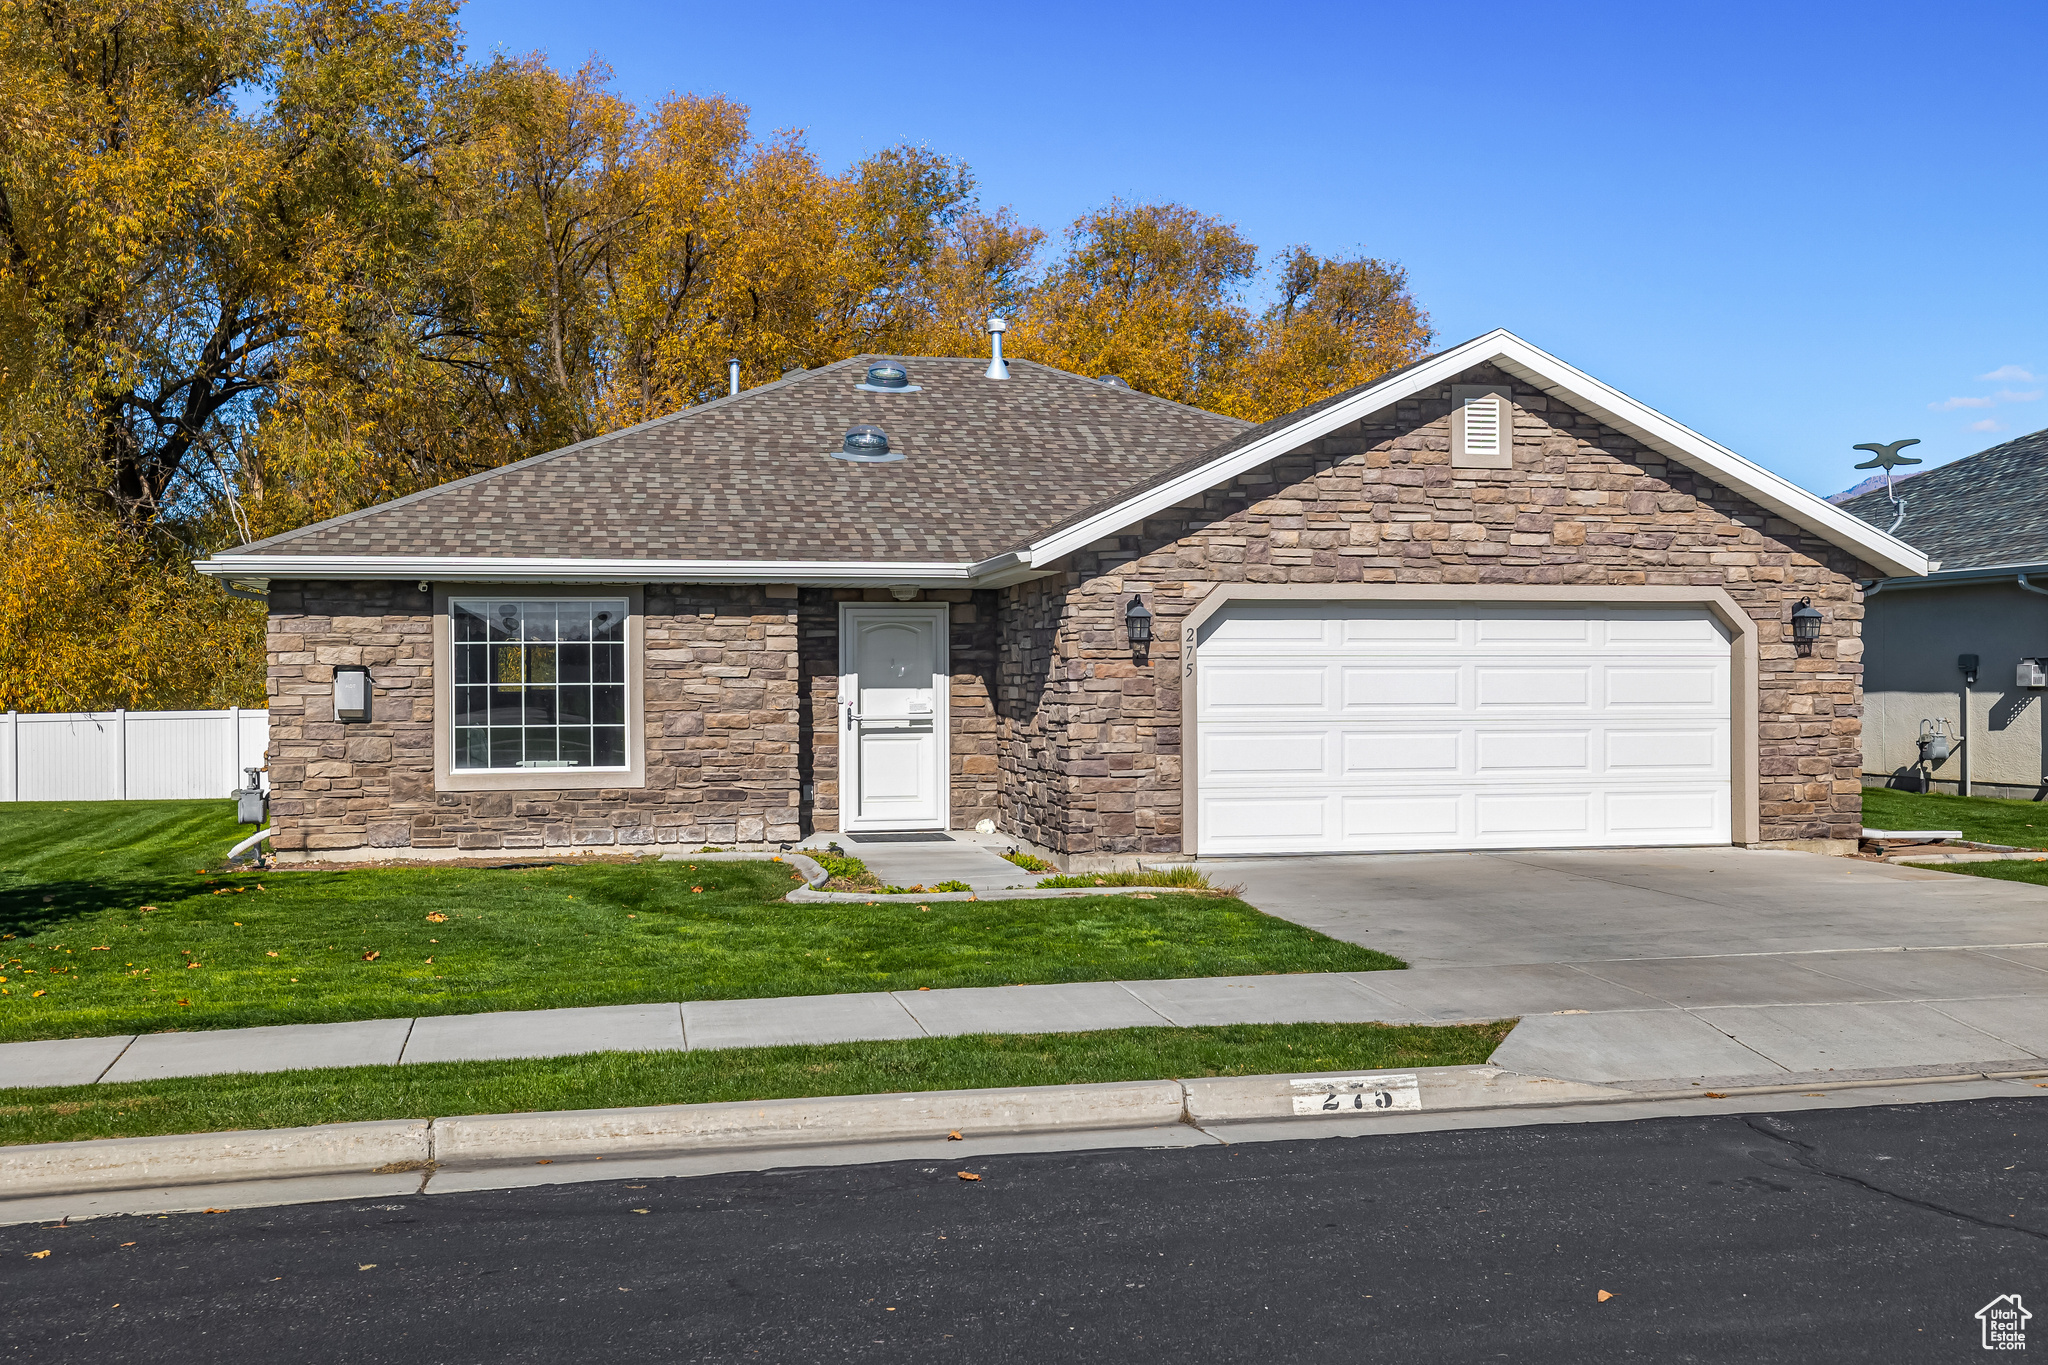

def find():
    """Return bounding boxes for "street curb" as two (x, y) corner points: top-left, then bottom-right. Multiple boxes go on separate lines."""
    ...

(0, 1065), (1661, 1201)
(0, 1119), (431, 1197)
(10, 1063), (2041, 1203)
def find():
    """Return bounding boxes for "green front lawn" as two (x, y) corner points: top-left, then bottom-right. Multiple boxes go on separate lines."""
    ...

(0, 1020), (1510, 1147)
(0, 801), (1398, 1044)
(1863, 786), (2048, 849)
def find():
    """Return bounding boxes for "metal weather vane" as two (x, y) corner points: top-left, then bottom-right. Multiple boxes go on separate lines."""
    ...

(1853, 438), (1922, 533)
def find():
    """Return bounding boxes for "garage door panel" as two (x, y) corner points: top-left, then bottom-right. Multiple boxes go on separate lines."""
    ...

(1200, 610), (1333, 646)
(1607, 728), (1723, 773)
(1476, 730), (1591, 773)
(1606, 666), (1719, 709)
(1475, 791), (1594, 836)
(1605, 613), (1731, 645)
(1197, 602), (1733, 854)
(1203, 730), (1330, 777)
(1201, 796), (1331, 846)
(1343, 667), (1461, 708)
(1477, 667), (1589, 708)
(1342, 730), (1462, 775)
(1341, 794), (1463, 839)
(1604, 788), (1724, 837)
(1476, 615), (1592, 643)
(1343, 615), (1461, 644)
(1204, 665), (1328, 710)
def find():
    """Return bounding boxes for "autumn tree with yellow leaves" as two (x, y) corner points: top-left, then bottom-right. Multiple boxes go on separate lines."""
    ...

(0, 0), (1431, 712)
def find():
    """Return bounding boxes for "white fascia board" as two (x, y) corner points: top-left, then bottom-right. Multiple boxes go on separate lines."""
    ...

(1025, 329), (1934, 580)
(194, 554), (1031, 589)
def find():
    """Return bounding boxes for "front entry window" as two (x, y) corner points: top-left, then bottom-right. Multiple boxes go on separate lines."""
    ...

(452, 598), (627, 770)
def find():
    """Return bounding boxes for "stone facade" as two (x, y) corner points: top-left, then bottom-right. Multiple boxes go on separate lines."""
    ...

(264, 362), (1874, 861)
(266, 583), (803, 855)
(268, 583), (998, 856)
(992, 362), (1875, 861)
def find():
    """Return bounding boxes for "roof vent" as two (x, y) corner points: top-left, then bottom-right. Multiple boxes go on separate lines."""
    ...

(985, 316), (1010, 381)
(1096, 374), (1129, 388)
(856, 361), (920, 393)
(835, 424), (902, 463)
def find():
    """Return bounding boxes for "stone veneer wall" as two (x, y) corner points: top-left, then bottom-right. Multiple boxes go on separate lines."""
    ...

(265, 582), (802, 855)
(994, 362), (1875, 862)
(797, 587), (1001, 835)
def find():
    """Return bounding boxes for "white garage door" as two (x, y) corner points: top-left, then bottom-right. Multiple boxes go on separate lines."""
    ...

(1194, 602), (1732, 855)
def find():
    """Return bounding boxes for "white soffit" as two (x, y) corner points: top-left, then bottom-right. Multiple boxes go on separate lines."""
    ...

(1026, 329), (1933, 580)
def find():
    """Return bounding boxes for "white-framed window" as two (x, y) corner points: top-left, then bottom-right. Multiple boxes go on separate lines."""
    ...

(450, 598), (629, 771)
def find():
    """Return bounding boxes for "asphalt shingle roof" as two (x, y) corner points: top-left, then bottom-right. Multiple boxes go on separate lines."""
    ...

(223, 357), (1249, 564)
(1838, 425), (2048, 570)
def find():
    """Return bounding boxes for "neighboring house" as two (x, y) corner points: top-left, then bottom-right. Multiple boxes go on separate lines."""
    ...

(196, 329), (1929, 866)
(1840, 426), (2048, 799)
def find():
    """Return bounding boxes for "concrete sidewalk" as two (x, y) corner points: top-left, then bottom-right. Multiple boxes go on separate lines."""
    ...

(7, 941), (2048, 1093)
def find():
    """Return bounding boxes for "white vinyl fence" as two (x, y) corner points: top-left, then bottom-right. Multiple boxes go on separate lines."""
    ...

(0, 709), (269, 803)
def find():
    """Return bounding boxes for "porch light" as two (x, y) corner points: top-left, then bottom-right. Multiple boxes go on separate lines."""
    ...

(1125, 594), (1153, 650)
(1789, 598), (1822, 644)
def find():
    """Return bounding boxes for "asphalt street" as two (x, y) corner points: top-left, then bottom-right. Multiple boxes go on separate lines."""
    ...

(3, 1097), (2043, 1363)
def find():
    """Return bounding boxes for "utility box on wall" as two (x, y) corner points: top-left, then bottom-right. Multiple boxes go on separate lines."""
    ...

(2020, 658), (2047, 690)
(333, 666), (370, 722)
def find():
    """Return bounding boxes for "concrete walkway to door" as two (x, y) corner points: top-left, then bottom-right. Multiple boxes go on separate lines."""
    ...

(1207, 846), (2048, 1088)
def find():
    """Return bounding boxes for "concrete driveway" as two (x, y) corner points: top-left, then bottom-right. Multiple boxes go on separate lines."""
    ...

(1211, 847), (2048, 1087)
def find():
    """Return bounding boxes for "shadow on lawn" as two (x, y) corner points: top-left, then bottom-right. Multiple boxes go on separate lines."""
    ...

(0, 873), (209, 940)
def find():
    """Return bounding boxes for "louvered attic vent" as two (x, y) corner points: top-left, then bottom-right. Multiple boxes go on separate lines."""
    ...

(1452, 384), (1513, 469)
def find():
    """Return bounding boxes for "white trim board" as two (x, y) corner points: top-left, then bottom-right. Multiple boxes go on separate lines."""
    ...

(195, 552), (1039, 590)
(1023, 330), (1935, 580)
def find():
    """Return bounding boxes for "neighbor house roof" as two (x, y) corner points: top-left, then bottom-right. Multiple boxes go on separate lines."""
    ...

(1838, 425), (2048, 572)
(197, 330), (1935, 588)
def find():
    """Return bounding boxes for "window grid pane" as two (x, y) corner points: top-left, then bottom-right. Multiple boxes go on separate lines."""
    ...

(451, 598), (628, 770)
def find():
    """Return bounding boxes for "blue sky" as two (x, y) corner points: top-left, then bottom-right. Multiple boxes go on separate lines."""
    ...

(458, 0), (2046, 498)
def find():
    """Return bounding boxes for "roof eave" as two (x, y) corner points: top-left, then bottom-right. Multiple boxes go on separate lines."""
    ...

(194, 552), (1046, 591)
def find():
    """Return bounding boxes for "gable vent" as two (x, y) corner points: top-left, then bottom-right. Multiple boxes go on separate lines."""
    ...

(1451, 384), (1514, 469)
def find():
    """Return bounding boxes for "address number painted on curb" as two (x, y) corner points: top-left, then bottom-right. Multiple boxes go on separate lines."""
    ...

(1289, 1074), (1422, 1116)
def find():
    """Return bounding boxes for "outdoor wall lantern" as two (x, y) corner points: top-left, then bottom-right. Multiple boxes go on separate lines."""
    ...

(1789, 598), (1823, 644)
(1125, 595), (1153, 653)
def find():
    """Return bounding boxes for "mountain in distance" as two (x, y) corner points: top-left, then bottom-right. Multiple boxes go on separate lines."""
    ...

(1827, 469), (1923, 504)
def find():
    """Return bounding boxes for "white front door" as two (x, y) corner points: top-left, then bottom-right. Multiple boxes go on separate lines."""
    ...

(840, 604), (950, 830)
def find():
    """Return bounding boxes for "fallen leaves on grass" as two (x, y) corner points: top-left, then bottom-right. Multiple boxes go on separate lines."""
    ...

(426, 913), (448, 923)
(31, 990), (45, 997)
(362, 951), (381, 962)
(267, 951), (279, 957)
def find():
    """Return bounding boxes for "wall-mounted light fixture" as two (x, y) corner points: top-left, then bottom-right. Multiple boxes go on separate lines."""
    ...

(1789, 598), (1822, 644)
(333, 665), (370, 722)
(1959, 653), (1980, 686)
(1125, 595), (1153, 653)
